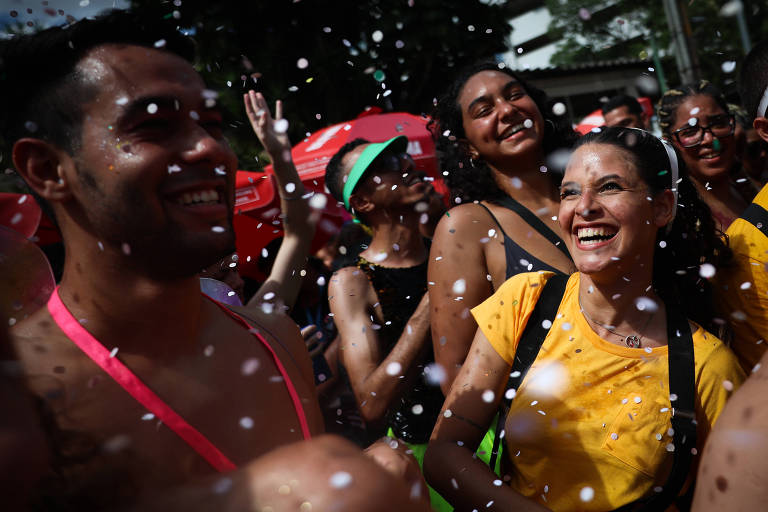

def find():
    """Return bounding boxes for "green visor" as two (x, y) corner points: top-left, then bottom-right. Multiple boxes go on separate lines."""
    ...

(342, 135), (409, 212)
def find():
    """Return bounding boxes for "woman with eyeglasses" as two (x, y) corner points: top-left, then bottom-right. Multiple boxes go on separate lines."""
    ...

(659, 81), (751, 230)
(424, 127), (745, 512)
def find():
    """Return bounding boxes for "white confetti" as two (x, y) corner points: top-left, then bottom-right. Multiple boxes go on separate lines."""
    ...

(154, 39), (166, 48)
(452, 279), (466, 295)
(523, 119), (533, 128)
(552, 102), (566, 116)
(309, 193), (328, 209)
(116, 96), (129, 106)
(109, 347), (119, 358)
(141, 413), (155, 421)
(167, 164), (182, 174)
(541, 319), (552, 329)
(329, 471), (353, 488)
(274, 118), (289, 134)
(146, 103), (158, 114)
(740, 281), (752, 290)
(241, 358), (260, 375)
(239, 416), (254, 429)
(699, 263), (716, 279)
(610, 433), (619, 440)
(211, 226), (226, 233)
(297, 58), (309, 69)
(121, 243), (131, 255)
(212, 477), (233, 494)
(721, 61), (736, 73)
(424, 363), (446, 386)
(411, 404), (424, 415)
(580, 486), (594, 502)
(386, 361), (402, 376)
(635, 297), (659, 312)
(285, 182), (296, 193)
(723, 380), (734, 391)
(372, 30), (384, 43)
(482, 390), (495, 403)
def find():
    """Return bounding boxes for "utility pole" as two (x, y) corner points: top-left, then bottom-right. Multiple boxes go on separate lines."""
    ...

(663, 0), (700, 84)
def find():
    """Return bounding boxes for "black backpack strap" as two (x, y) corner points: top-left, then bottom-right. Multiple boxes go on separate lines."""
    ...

(491, 196), (572, 260)
(488, 273), (569, 472)
(613, 300), (697, 512)
(740, 202), (768, 238)
(477, 202), (512, 240)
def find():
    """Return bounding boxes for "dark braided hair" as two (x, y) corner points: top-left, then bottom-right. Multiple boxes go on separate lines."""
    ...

(575, 127), (731, 333)
(657, 80), (730, 137)
(428, 61), (577, 204)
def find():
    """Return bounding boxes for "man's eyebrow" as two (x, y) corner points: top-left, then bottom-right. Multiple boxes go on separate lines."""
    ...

(117, 96), (179, 123)
(117, 95), (222, 123)
(466, 79), (520, 113)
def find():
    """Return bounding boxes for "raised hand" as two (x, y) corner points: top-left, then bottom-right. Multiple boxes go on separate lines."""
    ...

(243, 90), (290, 158)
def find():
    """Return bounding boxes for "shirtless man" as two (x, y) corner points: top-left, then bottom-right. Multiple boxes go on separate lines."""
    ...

(3, 10), (425, 511)
(692, 40), (768, 511)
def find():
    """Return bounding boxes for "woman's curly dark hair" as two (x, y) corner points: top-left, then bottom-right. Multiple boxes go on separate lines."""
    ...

(427, 61), (577, 204)
(575, 127), (732, 333)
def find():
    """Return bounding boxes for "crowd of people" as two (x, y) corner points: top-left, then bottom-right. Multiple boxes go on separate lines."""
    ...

(2, 8), (768, 512)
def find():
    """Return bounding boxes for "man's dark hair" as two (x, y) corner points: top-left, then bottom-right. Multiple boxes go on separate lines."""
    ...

(601, 94), (643, 116)
(0, 9), (195, 154)
(739, 40), (768, 122)
(325, 138), (369, 204)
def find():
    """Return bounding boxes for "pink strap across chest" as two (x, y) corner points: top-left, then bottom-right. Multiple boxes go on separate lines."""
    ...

(47, 288), (311, 473)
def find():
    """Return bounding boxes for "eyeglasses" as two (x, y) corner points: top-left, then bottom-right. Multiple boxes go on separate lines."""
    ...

(672, 114), (735, 148)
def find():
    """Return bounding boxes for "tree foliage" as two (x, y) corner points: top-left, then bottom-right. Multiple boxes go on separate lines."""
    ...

(129, 0), (514, 170)
(546, 0), (768, 97)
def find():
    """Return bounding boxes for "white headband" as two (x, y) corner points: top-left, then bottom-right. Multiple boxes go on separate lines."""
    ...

(660, 137), (679, 229)
(757, 83), (768, 119)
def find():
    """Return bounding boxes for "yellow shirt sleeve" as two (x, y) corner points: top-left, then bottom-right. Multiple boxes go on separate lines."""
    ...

(471, 272), (554, 366)
(693, 331), (747, 433)
(717, 184), (768, 371)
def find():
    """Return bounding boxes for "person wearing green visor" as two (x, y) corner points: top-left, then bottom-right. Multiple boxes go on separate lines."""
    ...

(326, 136), (450, 510)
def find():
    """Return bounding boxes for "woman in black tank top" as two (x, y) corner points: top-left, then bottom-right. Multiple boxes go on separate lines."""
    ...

(427, 61), (577, 395)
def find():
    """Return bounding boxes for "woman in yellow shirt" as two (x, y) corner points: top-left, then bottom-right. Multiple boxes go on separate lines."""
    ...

(424, 127), (745, 512)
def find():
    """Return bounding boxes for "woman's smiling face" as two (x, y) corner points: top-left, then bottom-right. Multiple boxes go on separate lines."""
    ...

(668, 94), (736, 184)
(559, 142), (673, 279)
(457, 70), (544, 170)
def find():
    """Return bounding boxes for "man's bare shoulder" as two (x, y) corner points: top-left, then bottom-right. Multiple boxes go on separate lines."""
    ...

(12, 306), (79, 368)
(692, 351), (768, 511)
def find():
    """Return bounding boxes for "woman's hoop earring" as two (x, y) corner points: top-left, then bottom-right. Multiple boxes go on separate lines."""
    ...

(545, 118), (556, 131)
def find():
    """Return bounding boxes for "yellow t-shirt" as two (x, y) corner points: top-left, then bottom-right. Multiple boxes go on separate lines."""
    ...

(717, 184), (768, 372)
(472, 272), (745, 512)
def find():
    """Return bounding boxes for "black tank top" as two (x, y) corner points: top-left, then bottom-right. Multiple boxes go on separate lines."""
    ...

(479, 197), (571, 279)
(339, 251), (444, 444)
